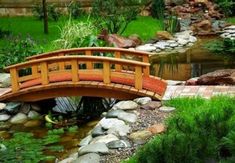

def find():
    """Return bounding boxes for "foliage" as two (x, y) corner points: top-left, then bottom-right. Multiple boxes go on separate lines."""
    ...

(0, 132), (63, 163)
(165, 15), (180, 34)
(91, 0), (145, 34)
(215, 0), (235, 17)
(204, 38), (235, 57)
(0, 28), (11, 39)
(33, 3), (61, 21)
(126, 96), (235, 163)
(68, 1), (84, 19)
(151, 0), (165, 19)
(0, 36), (43, 69)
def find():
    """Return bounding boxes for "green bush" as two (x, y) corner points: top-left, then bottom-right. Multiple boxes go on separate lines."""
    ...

(0, 28), (11, 39)
(126, 96), (235, 163)
(215, 0), (235, 17)
(68, 1), (84, 19)
(33, 3), (61, 21)
(92, 0), (145, 34)
(151, 0), (165, 19)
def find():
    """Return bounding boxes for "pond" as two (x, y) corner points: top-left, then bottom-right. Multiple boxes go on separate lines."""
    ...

(151, 36), (235, 81)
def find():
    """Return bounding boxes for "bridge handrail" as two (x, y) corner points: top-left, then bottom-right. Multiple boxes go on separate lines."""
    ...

(6, 56), (150, 93)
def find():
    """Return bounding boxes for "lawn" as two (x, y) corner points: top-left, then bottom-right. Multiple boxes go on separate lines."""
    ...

(0, 16), (163, 51)
(226, 17), (235, 24)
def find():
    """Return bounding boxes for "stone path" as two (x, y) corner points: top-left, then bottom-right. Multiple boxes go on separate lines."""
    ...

(163, 86), (235, 100)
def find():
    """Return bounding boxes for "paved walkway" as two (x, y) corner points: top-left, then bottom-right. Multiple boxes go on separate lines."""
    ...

(163, 86), (235, 100)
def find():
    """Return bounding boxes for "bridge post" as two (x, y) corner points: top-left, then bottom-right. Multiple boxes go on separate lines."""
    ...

(71, 59), (79, 82)
(41, 62), (49, 85)
(85, 50), (93, 69)
(115, 51), (122, 71)
(103, 61), (111, 84)
(135, 66), (143, 90)
(10, 68), (20, 92)
(58, 53), (65, 70)
(143, 56), (150, 76)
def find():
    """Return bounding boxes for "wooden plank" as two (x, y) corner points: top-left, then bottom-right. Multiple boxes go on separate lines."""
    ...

(103, 61), (111, 84)
(58, 53), (65, 70)
(71, 60), (79, 83)
(134, 66), (143, 90)
(115, 51), (122, 71)
(85, 50), (93, 69)
(143, 56), (150, 76)
(31, 65), (38, 77)
(10, 68), (19, 92)
(41, 62), (49, 85)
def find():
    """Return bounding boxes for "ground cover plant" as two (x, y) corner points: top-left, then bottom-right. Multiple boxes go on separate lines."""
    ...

(126, 96), (235, 163)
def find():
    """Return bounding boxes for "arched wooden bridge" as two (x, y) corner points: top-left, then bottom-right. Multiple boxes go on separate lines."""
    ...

(0, 47), (167, 102)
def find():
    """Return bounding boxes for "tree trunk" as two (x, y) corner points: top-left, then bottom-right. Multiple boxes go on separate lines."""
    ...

(42, 0), (48, 34)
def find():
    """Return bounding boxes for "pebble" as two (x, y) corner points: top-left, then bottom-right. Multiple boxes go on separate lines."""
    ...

(159, 106), (176, 112)
(10, 113), (27, 124)
(0, 103), (6, 110)
(134, 97), (152, 105)
(113, 101), (138, 110)
(99, 118), (125, 130)
(0, 114), (11, 121)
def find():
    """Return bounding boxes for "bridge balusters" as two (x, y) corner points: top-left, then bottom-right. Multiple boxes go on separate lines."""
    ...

(85, 50), (93, 69)
(114, 51), (122, 71)
(10, 68), (20, 92)
(143, 56), (150, 76)
(41, 62), (49, 85)
(135, 66), (143, 90)
(71, 59), (79, 83)
(103, 61), (111, 84)
(58, 53), (65, 70)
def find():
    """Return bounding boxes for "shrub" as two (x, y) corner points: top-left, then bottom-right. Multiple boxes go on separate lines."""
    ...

(151, 0), (165, 19)
(126, 96), (235, 163)
(68, 0), (84, 19)
(215, 0), (235, 17)
(33, 3), (61, 21)
(91, 0), (145, 34)
(0, 28), (11, 39)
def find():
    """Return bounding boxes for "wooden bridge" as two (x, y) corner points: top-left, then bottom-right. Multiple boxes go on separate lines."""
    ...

(0, 47), (167, 102)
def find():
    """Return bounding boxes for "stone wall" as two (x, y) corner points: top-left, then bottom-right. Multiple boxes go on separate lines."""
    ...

(0, 0), (92, 16)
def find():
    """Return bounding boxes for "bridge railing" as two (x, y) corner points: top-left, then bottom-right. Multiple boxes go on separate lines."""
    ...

(5, 56), (150, 93)
(26, 47), (150, 76)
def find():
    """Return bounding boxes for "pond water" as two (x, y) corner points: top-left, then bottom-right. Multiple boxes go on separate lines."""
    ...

(151, 36), (235, 81)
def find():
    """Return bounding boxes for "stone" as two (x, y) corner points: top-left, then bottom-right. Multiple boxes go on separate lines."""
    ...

(155, 49), (161, 52)
(59, 153), (78, 163)
(90, 134), (119, 144)
(0, 114), (11, 121)
(107, 124), (131, 137)
(129, 130), (153, 144)
(134, 97), (152, 105)
(117, 112), (137, 123)
(159, 106), (176, 112)
(156, 31), (173, 40)
(107, 140), (131, 149)
(187, 43), (194, 46)
(91, 125), (105, 137)
(106, 109), (125, 118)
(224, 25), (235, 30)
(73, 153), (100, 163)
(166, 80), (185, 85)
(147, 124), (166, 134)
(0, 122), (11, 130)
(78, 143), (109, 155)
(113, 101), (138, 110)
(189, 36), (197, 43)
(140, 101), (162, 110)
(0, 103), (6, 110)
(177, 38), (189, 45)
(28, 110), (40, 119)
(0, 73), (11, 88)
(10, 113), (27, 124)
(24, 120), (42, 127)
(99, 118), (125, 130)
(19, 103), (30, 114)
(136, 45), (156, 52)
(5, 102), (21, 114)
(31, 104), (41, 112)
(175, 30), (192, 39)
(186, 77), (199, 85)
(79, 135), (93, 146)
(167, 40), (176, 44)
(169, 43), (179, 47)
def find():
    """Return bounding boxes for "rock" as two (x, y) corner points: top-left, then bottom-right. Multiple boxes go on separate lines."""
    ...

(224, 25), (235, 30)
(129, 130), (153, 144)
(134, 97), (152, 105)
(169, 43), (179, 47)
(79, 135), (93, 146)
(196, 69), (235, 85)
(19, 103), (30, 114)
(117, 112), (137, 123)
(187, 43), (194, 46)
(177, 38), (189, 45)
(91, 125), (106, 137)
(0, 103), (6, 110)
(10, 113), (27, 124)
(107, 124), (131, 137)
(74, 153), (100, 163)
(140, 101), (162, 110)
(192, 20), (212, 35)
(113, 101), (138, 110)
(78, 143), (109, 155)
(147, 123), (166, 134)
(0, 73), (11, 88)
(156, 31), (173, 40)
(31, 104), (41, 112)
(99, 118), (125, 130)
(90, 134), (119, 144)
(107, 140), (131, 149)
(0, 114), (11, 121)
(0, 122), (11, 130)
(27, 110), (40, 119)
(159, 106), (176, 112)
(5, 102), (21, 114)
(175, 30), (192, 39)
(106, 109), (125, 118)
(136, 45), (156, 52)
(186, 77), (199, 85)
(189, 36), (197, 43)
(24, 120), (42, 127)
(59, 153), (78, 163)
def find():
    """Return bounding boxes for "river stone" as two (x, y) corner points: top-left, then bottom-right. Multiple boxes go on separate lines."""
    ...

(78, 143), (109, 155)
(28, 110), (40, 119)
(147, 123), (166, 134)
(74, 153), (100, 163)
(0, 122), (11, 130)
(59, 153), (78, 163)
(90, 134), (119, 144)
(187, 43), (194, 47)
(19, 103), (30, 114)
(153, 43), (166, 50)
(10, 113), (27, 124)
(134, 97), (152, 105)
(136, 45), (156, 52)
(0, 103), (6, 110)
(107, 140), (131, 149)
(79, 135), (93, 146)
(106, 109), (125, 118)
(129, 130), (153, 145)
(5, 102), (21, 114)
(99, 118), (125, 130)
(107, 124), (130, 137)
(224, 25), (235, 30)
(189, 36), (197, 43)
(31, 104), (41, 112)
(91, 125), (105, 137)
(0, 114), (11, 121)
(24, 120), (42, 127)
(177, 38), (188, 45)
(117, 112), (137, 123)
(169, 43), (179, 47)
(155, 49), (161, 52)
(0, 73), (11, 88)
(159, 106), (176, 112)
(140, 101), (162, 110)
(113, 101), (138, 110)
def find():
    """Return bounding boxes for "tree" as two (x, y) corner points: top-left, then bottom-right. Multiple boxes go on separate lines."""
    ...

(42, 0), (48, 34)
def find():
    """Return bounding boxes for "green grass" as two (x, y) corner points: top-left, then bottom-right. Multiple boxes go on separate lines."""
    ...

(226, 17), (235, 24)
(0, 16), (163, 51)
